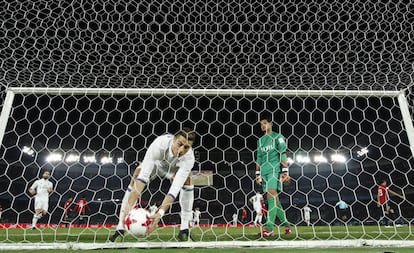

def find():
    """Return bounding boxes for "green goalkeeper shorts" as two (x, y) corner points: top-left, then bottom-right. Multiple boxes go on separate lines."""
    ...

(261, 170), (282, 192)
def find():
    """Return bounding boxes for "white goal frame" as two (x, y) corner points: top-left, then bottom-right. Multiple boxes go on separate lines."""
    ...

(0, 87), (413, 250)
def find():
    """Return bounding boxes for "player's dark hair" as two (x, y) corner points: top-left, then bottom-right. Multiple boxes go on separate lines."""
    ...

(260, 114), (272, 123)
(380, 179), (387, 184)
(175, 127), (196, 142)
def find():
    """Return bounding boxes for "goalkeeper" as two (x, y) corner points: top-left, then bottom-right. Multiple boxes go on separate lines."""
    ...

(255, 114), (291, 237)
(110, 128), (196, 242)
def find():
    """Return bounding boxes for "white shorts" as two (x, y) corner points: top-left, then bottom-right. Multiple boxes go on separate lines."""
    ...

(34, 197), (49, 211)
(253, 205), (262, 214)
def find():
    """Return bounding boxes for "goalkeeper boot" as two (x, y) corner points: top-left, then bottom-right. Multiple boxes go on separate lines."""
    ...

(178, 229), (194, 241)
(109, 229), (124, 242)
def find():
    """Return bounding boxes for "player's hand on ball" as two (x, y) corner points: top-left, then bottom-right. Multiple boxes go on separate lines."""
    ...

(148, 212), (161, 234)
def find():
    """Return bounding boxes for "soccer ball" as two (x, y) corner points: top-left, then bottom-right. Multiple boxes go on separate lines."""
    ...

(124, 207), (150, 236)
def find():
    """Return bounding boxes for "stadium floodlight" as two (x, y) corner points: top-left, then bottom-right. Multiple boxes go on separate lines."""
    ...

(287, 157), (294, 165)
(22, 146), (34, 156)
(314, 155), (328, 163)
(296, 154), (310, 164)
(100, 156), (112, 164)
(65, 154), (80, 163)
(46, 153), (62, 163)
(357, 147), (369, 157)
(83, 155), (97, 163)
(331, 154), (346, 163)
(116, 157), (124, 164)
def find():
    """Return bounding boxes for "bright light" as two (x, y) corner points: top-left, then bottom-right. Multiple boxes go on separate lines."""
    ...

(287, 157), (294, 165)
(357, 147), (369, 157)
(314, 155), (328, 163)
(65, 154), (80, 163)
(22, 146), (34, 156)
(331, 154), (346, 163)
(296, 155), (310, 163)
(117, 157), (124, 164)
(46, 153), (62, 163)
(101, 156), (112, 164)
(83, 155), (97, 163)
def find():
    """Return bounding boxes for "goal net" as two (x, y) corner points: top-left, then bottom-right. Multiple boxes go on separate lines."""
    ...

(1, 0), (414, 250)
(0, 88), (413, 250)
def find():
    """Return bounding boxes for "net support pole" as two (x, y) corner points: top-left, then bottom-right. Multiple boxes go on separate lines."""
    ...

(0, 90), (15, 146)
(397, 91), (414, 157)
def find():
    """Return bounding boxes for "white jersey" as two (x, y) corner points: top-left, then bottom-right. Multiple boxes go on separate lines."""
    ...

(232, 213), (238, 224)
(193, 210), (201, 221)
(303, 206), (312, 218)
(250, 193), (263, 212)
(138, 134), (195, 199)
(30, 178), (53, 199)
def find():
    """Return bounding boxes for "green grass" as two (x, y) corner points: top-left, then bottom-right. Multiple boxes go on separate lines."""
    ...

(1, 225), (413, 252)
(5, 248), (414, 253)
(0, 225), (413, 243)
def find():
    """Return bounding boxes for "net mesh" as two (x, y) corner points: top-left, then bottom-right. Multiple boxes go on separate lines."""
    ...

(0, 0), (413, 90)
(0, 91), (413, 247)
(0, 0), (414, 249)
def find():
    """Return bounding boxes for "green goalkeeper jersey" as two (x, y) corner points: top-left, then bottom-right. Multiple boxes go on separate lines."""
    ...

(256, 132), (288, 175)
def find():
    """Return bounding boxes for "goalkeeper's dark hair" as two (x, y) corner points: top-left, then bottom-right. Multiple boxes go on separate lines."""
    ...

(175, 127), (196, 142)
(260, 113), (272, 123)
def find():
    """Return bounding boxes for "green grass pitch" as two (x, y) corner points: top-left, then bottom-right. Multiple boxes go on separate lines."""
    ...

(1, 225), (413, 252)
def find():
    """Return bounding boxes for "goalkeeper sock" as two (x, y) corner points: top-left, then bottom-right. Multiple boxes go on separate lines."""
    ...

(116, 186), (132, 231)
(266, 197), (277, 231)
(179, 185), (194, 231)
(276, 203), (289, 227)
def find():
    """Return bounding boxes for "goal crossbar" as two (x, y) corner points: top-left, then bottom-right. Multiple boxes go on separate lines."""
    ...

(6, 87), (402, 97)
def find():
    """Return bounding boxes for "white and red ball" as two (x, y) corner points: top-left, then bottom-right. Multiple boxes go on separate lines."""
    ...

(124, 207), (150, 236)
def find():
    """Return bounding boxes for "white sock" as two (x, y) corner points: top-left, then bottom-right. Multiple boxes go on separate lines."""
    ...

(257, 214), (262, 224)
(117, 186), (132, 231)
(32, 214), (41, 227)
(179, 185), (194, 231)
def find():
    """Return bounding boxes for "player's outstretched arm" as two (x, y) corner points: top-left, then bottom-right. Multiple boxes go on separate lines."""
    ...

(148, 195), (174, 233)
(389, 189), (405, 200)
(28, 182), (37, 195)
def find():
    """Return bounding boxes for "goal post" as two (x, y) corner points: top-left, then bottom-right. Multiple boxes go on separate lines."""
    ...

(0, 87), (413, 250)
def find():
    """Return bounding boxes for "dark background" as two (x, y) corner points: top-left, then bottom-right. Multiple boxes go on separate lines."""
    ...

(0, 94), (413, 226)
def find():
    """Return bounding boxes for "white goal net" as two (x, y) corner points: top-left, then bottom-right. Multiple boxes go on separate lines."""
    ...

(0, 88), (413, 250)
(0, 0), (414, 250)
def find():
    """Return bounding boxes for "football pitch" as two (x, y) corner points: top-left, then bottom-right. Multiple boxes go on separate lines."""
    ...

(5, 248), (414, 253)
(1, 225), (413, 252)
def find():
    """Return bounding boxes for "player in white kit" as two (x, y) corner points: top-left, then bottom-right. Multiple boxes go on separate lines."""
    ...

(192, 207), (201, 227)
(110, 128), (196, 241)
(249, 192), (264, 226)
(28, 171), (53, 229)
(303, 205), (312, 226)
(232, 213), (238, 226)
